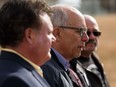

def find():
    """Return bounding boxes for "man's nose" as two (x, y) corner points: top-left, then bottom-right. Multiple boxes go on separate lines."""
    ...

(81, 32), (89, 42)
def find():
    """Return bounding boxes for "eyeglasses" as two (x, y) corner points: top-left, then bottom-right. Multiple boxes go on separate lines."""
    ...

(58, 26), (87, 37)
(87, 31), (101, 37)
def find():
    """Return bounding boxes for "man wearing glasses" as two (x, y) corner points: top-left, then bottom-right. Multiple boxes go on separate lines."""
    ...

(41, 4), (89, 87)
(70, 14), (110, 87)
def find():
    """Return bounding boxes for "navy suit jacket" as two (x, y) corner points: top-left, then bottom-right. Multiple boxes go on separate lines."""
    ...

(0, 51), (50, 87)
(41, 49), (74, 87)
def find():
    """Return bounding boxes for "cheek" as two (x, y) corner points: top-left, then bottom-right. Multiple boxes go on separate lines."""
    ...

(96, 38), (99, 45)
(72, 35), (81, 45)
(37, 36), (51, 57)
(67, 36), (81, 52)
(62, 33), (81, 50)
(36, 35), (50, 52)
(42, 36), (51, 50)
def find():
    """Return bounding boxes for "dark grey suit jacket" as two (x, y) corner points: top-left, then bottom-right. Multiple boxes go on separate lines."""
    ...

(0, 51), (50, 87)
(41, 49), (74, 87)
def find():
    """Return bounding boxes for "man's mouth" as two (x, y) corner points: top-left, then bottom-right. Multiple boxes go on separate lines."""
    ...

(85, 39), (97, 46)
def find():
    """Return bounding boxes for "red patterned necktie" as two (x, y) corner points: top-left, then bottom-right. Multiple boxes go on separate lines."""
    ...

(67, 68), (83, 87)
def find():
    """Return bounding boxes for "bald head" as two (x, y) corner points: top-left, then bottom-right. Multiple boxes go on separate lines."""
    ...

(50, 4), (86, 28)
(84, 14), (99, 31)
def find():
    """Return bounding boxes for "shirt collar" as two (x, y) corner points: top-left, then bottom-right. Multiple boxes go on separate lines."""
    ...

(1, 48), (43, 77)
(52, 48), (70, 70)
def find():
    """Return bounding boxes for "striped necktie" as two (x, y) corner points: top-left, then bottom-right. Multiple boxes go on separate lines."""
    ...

(67, 68), (83, 87)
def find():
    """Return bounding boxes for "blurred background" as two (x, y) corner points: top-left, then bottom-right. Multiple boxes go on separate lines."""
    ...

(45, 0), (116, 87)
(0, 0), (115, 87)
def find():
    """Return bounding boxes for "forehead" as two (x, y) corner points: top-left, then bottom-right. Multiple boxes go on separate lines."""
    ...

(87, 23), (99, 32)
(66, 9), (86, 28)
(88, 28), (99, 32)
(40, 13), (53, 31)
(85, 17), (99, 31)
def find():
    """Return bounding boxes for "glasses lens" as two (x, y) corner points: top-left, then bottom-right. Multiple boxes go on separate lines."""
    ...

(76, 28), (86, 37)
(93, 32), (101, 36)
(87, 31), (101, 37)
(80, 29), (85, 37)
(87, 31), (91, 36)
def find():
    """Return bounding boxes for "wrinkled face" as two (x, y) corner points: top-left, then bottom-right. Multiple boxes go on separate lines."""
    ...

(32, 14), (56, 66)
(84, 19), (101, 53)
(55, 13), (88, 60)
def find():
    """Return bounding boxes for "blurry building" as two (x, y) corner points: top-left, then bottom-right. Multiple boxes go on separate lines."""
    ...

(100, 0), (116, 13)
(81, 0), (116, 14)
(80, 0), (107, 15)
(46, 0), (116, 15)
(0, 0), (116, 15)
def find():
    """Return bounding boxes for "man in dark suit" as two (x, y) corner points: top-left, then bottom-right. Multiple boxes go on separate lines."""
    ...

(41, 4), (89, 87)
(0, 0), (56, 87)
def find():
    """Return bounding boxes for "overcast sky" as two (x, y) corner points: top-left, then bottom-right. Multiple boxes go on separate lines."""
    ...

(57, 0), (81, 8)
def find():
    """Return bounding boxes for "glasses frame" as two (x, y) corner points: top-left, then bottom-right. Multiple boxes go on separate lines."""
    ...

(58, 26), (87, 37)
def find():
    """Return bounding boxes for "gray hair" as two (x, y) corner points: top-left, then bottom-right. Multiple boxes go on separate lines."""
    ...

(50, 5), (68, 27)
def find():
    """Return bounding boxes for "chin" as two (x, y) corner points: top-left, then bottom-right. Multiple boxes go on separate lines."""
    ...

(46, 53), (51, 61)
(78, 53), (81, 57)
(74, 53), (81, 58)
(42, 53), (51, 64)
(85, 47), (95, 52)
(91, 48), (96, 51)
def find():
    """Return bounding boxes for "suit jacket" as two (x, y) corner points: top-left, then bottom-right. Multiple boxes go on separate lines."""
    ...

(70, 59), (91, 87)
(41, 49), (74, 87)
(77, 52), (110, 87)
(0, 51), (50, 87)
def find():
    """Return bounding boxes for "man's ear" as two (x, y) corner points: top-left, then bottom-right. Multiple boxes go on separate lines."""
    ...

(24, 28), (34, 44)
(53, 27), (62, 38)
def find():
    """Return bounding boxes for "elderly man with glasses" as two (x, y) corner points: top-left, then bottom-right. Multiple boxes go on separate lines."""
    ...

(70, 14), (110, 87)
(41, 4), (90, 87)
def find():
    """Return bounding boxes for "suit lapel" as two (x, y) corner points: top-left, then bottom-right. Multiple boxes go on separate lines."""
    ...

(51, 49), (74, 87)
(32, 70), (50, 87)
(61, 71), (74, 86)
(0, 51), (50, 87)
(51, 49), (66, 70)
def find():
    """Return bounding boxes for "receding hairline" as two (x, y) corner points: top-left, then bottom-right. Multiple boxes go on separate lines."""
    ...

(51, 4), (82, 15)
(50, 4), (84, 25)
(84, 14), (98, 25)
